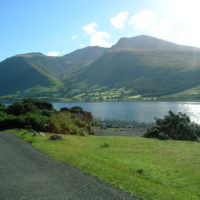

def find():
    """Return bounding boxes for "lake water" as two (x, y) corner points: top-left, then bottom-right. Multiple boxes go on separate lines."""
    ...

(53, 101), (200, 124)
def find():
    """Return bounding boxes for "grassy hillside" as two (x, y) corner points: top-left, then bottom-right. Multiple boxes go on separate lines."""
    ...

(72, 49), (200, 99)
(161, 85), (200, 100)
(63, 46), (107, 62)
(0, 55), (57, 96)
(2, 36), (200, 101)
(10, 130), (200, 200)
(0, 47), (107, 101)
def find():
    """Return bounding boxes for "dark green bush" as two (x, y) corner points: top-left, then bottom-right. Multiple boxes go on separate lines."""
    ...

(144, 111), (200, 141)
(0, 104), (7, 113)
(70, 106), (84, 114)
(7, 98), (54, 116)
(0, 112), (19, 130)
(60, 107), (70, 113)
(0, 99), (94, 135)
(70, 106), (93, 122)
(22, 113), (49, 131)
(0, 98), (53, 131)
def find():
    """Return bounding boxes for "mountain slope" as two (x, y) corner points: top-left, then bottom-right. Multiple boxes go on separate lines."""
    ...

(0, 46), (106, 97)
(74, 49), (200, 98)
(0, 55), (57, 96)
(1, 35), (200, 101)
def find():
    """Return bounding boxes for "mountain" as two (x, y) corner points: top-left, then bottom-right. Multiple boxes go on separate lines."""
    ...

(0, 54), (57, 96)
(1, 35), (200, 102)
(111, 35), (199, 51)
(63, 46), (107, 62)
(0, 46), (107, 98)
(76, 49), (200, 98)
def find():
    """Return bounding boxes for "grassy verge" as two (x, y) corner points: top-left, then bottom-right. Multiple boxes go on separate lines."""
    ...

(6, 129), (200, 200)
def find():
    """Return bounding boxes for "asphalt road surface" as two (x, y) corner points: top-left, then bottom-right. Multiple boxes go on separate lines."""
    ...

(0, 132), (137, 200)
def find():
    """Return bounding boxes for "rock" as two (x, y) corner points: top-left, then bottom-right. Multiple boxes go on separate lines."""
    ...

(49, 135), (63, 141)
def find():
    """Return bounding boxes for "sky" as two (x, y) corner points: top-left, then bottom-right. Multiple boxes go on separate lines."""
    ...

(1, 0), (200, 61)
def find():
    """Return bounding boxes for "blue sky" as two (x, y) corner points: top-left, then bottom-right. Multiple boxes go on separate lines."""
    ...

(1, 0), (200, 61)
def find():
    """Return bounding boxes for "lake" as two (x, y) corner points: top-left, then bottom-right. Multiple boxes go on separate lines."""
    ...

(53, 101), (200, 124)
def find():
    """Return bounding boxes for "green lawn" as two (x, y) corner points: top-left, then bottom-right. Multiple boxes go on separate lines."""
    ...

(8, 130), (200, 200)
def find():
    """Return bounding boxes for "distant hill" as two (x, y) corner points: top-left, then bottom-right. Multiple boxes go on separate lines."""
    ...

(0, 55), (56, 96)
(0, 46), (107, 99)
(1, 35), (200, 101)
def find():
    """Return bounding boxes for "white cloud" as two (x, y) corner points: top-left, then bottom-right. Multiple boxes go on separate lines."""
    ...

(176, 29), (200, 47)
(110, 11), (128, 29)
(46, 51), (60, 56)
(128, 9), (173, 41)
(116, 6), (200, 47)
(148, 19), (173, 39)
(83, 22), (98, 35)
(71, 35), (77, 40)
(82, 22), (112, 47)
(129, 9), (156, 29)
(89, 31), (112, 47)
(80, 43), (86, 48)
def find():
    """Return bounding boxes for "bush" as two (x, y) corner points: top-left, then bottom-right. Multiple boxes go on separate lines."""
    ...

(60, 107), (70, 113)
(48, 112), (89, 135)
(0, 98), (53, 131)
(70, 106), (93, 122)
(144, 111), (200, 141)
(0, 112), (19, 130)
(7, 98), (54, 116)
(22, 113), (49, 131)
(0, 104), (7, 113)
(0, 99), (94, 135)
(70, 106), (84, 114)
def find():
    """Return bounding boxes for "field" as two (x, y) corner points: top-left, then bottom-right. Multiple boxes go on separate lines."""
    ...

(8, 130), (200, 200)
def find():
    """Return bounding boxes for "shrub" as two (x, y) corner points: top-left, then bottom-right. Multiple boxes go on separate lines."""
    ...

(22, 98), (53, 110)
(70, 106), (84, 114)
(0, 104), (7, 113)
(7, 102), (37, 116)
(144, 111), (199, 141)
(60, 107), (70, 113)
(0, 112), (19, 130)
(7, 98), (54, 116)
(0, 99), (94, 135)
(70, 106), (93, 122)
(48, 112), (88, 135)
(22, 113), (49, 131)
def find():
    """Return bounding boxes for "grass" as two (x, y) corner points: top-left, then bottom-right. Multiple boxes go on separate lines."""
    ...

(161, 85), (200, 101)
(6, 129), (200, 200)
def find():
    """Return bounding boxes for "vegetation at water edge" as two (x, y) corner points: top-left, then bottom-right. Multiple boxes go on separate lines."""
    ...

(144, 111), (200, 141)
(0, 98), (94, 135)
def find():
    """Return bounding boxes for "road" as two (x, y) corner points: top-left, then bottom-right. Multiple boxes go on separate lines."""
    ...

(0, 132), (137, 200)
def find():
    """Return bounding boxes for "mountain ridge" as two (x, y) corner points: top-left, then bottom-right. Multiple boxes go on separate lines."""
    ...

(1, 35), (200, 102)
(111, 35), (200, 51)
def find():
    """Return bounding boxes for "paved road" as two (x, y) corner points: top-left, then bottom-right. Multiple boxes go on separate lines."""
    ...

(0, 132), (137, 200)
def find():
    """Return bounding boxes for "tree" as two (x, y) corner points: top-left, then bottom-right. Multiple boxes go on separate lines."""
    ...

(144, 111), (200, 141)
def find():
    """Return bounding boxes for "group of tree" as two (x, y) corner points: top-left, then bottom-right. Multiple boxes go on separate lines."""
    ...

(144, 111), (200, 141)
(0, 98), (94, 135)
